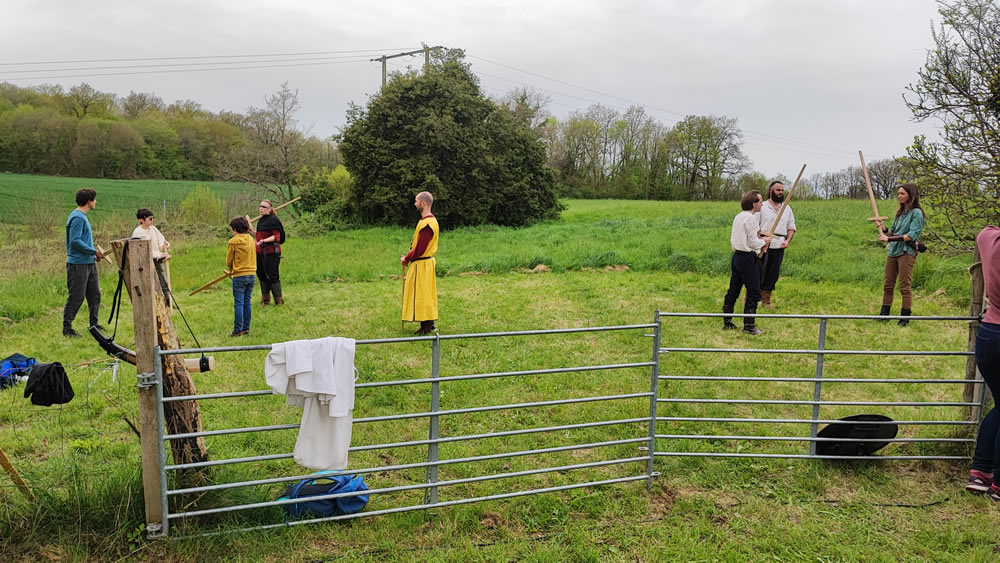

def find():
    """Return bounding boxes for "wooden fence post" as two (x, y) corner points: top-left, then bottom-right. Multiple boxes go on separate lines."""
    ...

(966, 241), (985, 420)
(126, 239), (165, 536)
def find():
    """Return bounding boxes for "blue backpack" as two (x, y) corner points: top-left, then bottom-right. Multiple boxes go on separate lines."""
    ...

(279, 473), (369, 519)
(1, 353), (37, 390)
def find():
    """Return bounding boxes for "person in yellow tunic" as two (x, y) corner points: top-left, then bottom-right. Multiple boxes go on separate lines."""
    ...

(400, 191), (439, 335)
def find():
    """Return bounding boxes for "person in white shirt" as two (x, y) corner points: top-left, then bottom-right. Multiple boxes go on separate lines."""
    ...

(722, 191), (772, 335)
(131, 208), (172, 306)
(757, 181), (796, 308)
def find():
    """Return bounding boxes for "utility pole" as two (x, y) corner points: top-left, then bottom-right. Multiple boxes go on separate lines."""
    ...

(370, 46), (443, 90)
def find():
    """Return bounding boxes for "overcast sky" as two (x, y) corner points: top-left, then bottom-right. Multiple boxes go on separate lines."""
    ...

(1, 0), (945, 179)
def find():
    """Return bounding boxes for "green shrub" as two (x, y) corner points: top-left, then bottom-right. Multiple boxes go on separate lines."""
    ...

(178, 184), (225, 226)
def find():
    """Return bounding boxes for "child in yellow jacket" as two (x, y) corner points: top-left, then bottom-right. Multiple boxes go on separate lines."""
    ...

(227, 216), (257, 336)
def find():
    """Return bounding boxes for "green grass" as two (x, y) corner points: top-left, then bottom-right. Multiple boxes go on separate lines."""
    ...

(0, 172), (259, 225)
(0, 180), (991, 560)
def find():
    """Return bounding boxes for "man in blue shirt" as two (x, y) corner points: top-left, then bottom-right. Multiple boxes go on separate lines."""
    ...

(63, 188), (104, 337)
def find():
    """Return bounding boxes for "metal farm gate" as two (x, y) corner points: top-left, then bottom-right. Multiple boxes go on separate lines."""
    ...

(140, 311), (980, 537)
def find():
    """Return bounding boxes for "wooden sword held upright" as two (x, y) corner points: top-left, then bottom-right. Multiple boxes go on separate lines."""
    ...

(764, 163), (806, 239)
(859, 150), (888, 233)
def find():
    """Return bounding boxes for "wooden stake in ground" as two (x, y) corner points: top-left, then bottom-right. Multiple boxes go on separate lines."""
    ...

(0, 446), (34, 500)
(859, 150), (888, 233)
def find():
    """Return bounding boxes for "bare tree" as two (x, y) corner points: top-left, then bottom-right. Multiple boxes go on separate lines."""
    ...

(120, 91), (165, 119)
(865, 157), (903, 198)
(217, 82), (305, 206)
(496, 86), (552, 132)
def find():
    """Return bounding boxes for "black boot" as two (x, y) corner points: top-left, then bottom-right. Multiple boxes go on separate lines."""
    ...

(898, 308), (911, 327)
(742, 306), (761, 335)
(722, 305), (737, 330)
(415, 320), (437, 335)
(271, 281), (284, 305)
(877, 305), (891, 322)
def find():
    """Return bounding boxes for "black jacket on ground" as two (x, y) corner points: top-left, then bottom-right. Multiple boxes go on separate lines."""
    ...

(23, 362), (74, 406)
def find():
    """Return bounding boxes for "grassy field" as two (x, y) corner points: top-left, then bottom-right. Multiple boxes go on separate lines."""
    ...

(0, 176), (994, 560)
(0, 172), (257, 224)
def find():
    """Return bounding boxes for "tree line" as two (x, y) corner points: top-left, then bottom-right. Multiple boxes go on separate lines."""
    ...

(0, 82), (339, 193)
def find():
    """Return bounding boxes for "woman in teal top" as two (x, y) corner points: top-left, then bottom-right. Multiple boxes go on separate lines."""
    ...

(874, 183), (925, 326)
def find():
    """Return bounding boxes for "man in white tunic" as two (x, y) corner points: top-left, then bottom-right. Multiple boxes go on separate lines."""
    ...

(722, 191), (771, 335)
(757, 181), (797, 308)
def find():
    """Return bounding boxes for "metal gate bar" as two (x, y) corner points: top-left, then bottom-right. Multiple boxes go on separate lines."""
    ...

(151, 322), (660, 537)
(654, 311), (980, 462)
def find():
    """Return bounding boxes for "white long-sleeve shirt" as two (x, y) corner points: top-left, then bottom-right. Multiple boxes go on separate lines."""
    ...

(759, 201), (796, 249)
(265, 337), (356, 470)
(131, 225), (169, 259)
(730, 210), (766, 254)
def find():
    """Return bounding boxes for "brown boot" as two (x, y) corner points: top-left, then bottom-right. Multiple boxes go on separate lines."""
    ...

(761, 290), (772, 308)
(261, 291), (270, 306)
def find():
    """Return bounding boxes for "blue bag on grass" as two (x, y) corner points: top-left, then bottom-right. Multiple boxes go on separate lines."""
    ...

(1, 353), (37, 390)
(279, 473), (369, 519)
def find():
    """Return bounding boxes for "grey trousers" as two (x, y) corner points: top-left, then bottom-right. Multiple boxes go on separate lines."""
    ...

(64, 262), (101, 331)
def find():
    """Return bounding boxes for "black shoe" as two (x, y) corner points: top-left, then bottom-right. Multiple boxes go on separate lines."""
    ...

(877, 305), (891, 322)
(898, 308), (911, 327)
(93, 324), (108, 332)
(742, 325), (762, 336)
(415, 321), (437, 335)
(230, 331), (243, 337)
(723, 321), (738, 330)
(63, 328), (81, 338)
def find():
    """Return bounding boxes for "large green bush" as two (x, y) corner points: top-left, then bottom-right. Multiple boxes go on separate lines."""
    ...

(338, 60), (562, 228)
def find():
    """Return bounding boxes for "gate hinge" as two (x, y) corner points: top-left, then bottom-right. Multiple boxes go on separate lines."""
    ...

(136, 372), (157, 389)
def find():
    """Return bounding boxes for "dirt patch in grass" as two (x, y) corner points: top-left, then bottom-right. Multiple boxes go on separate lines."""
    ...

(522, 264), (551, 274)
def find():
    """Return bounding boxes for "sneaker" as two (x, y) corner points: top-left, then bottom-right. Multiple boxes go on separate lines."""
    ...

(966, 470), (993, 493)
(742, 326), (762, 336)
(63, 329), (81, 338)
(230, 331), (242, 337)
(988, 484), (1000, 502)
(239, 330), (250, 336)
(723, 321), (738, 330)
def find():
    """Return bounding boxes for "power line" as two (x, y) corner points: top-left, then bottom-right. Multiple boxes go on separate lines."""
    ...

(468, 54), (852, 156)
(0, 54), (396, 75)
(473, 65), (851, 158)
(0, 48), (420, 66)
(0, 58), (372, 81)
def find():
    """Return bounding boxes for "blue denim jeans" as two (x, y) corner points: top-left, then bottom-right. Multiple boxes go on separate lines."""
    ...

(232, 275), (255, 333)
(972, 322), (1000, 473)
